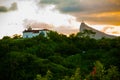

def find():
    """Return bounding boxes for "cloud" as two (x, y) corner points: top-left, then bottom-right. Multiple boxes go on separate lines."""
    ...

(54, 26), (79, 35)
(39, 0), (120, 13)
(75, 11), (120, 25)
(39, 0), (82, 13)
(0, 6), (8, 12)
(112, 31), (120, 34)
(23, 19), (79, 35)
(40, 0), (60, 4)
(39, 0), (120, 25)
(101, 27), (113, 32)
(31, 22), (53, 29)
(101, 26), (120, 36)
(0, 2), (17, 12)
(9, 2), (17, 11)
(109, 0), (120, 5)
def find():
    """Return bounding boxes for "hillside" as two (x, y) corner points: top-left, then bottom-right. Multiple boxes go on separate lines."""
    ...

(80, 22), (116, 39)
(0, 31), (120, 80)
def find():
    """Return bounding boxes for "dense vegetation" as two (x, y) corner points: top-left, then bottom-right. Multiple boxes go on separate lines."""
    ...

(0, 31), (120, 80)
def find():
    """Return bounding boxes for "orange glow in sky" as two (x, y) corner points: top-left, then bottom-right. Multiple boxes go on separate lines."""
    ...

(0, 0), (120, 38)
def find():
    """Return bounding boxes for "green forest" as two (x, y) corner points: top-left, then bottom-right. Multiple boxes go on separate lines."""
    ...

(0, 31), (120, 80)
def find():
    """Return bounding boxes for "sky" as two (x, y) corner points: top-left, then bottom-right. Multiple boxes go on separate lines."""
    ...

(0, 0), (120, 38)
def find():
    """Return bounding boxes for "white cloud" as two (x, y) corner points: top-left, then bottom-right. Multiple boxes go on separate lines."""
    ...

(0, 0), (80, 38)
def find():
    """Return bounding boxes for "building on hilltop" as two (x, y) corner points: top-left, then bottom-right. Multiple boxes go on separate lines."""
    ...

(80, 22), (116, 39)
(23, 26), (49, 38)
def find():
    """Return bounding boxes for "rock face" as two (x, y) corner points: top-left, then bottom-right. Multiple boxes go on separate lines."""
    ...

(80, 22), (115, 39)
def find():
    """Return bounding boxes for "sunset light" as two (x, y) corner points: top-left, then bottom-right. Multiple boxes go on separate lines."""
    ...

(1, 1), (120, 79)
(0, 0), (120, 38)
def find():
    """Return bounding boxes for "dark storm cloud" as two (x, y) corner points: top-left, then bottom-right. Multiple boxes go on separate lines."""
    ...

(0, 6), (8, 12)
(39, 0), (120, 25)
(39, 0), (120, 13)
(40, 0), (60, 4)
(39, 0), (83, 12)
(0, 2), (17, 12)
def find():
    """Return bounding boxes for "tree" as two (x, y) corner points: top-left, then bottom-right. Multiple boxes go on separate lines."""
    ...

(13, 34), (21, 39)
(77, 29), (96, 38)
(2, 36), (11, 39)
(0, 51), (38, 80)
(105, 66), (120, 80)
(86, 61), (105, 80)
(34, 70), (52, 80)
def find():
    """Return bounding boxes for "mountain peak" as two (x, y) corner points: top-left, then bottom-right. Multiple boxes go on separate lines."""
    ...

(80, 22), (116, 39)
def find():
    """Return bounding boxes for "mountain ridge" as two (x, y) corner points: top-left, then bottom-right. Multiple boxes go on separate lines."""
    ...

(80, 22), (116, 39)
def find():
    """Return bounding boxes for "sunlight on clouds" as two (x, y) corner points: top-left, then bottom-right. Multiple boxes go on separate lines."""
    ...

(109, 0), (120, 5)
(77, 11), (120, 26)
(0, 0), (120, 38)
(105, 26), (120, 36)
(17, 0), (80, 27)
(90, 12), (120, 17)
(92, 24), (120, 36)
(0, 0), (80, 38)
(92, 12), (120, 25)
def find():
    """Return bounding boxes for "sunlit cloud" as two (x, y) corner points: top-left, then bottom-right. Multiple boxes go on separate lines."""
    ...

(23, 20), (79, 36)
(0, 0), (120, 38)
(101, 26), (120, 36)
(0, 0), (80, 38)
(39, 0), (120, 25)
(75, 11), (120, 25)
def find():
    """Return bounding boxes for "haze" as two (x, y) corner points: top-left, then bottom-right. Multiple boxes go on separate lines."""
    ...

(0, 0), (120, 38)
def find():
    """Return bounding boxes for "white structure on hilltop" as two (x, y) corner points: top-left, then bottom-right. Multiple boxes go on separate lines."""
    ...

(80, 22), (116, 39)
(23, 27), (49, 38)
